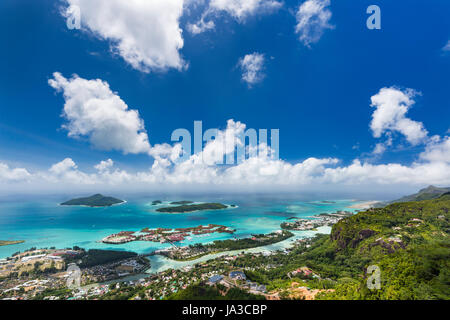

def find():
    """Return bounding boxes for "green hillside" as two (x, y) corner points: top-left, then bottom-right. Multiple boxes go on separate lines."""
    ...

(215, 194), (449, 300)
(315, 193), (450, 299)
(166, 284), (265, 300)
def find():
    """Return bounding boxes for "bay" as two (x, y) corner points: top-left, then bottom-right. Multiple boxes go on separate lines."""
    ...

(0, 194), (363, 259)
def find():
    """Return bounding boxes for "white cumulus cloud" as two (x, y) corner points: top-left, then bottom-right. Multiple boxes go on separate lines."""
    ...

(46, 158), (93, 185)
(442, 40), (450, 53)
(94, 159), (114, 172)
(187, 13), (216, 35)
(62, 0), (186, 73)
(49, 158), (78, 175)
(420, 136), (450, 163)
(295, 0), (334, 47)
(49, 72), (151, 155)
(210, 0), (282, 21)
(370, 87), (428, 146)
(372, 143), (386, 155)
(188, 0), (282, 35)
(0, 162), (31, 182)
(238, 53), (265, 87)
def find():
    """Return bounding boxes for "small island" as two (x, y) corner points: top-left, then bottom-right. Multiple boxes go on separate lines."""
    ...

(170, 201), (193, 205)
(0, 240), (25, 247)
(60, 194), (124, 207)
(151, 200), (162, 205)
(156, 202), (228, 213)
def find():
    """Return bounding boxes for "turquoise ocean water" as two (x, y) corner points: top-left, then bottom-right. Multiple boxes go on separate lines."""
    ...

(0, 194), (362, 259)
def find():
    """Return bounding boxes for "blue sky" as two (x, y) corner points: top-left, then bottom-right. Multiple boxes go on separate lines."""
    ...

(0, 0), (449, 195)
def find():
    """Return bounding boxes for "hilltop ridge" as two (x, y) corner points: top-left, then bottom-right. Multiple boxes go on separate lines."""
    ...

(391, 185), (450, 203)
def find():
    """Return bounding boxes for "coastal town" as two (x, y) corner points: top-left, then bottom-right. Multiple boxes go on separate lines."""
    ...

(0, 247), (150, 300)
(280, 211), (354, 231)
(0, 235), (331, 300)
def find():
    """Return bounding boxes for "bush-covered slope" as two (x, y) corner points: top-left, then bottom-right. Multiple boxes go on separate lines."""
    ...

(317, 193), (450, 299)
(165, 284), (265, 300)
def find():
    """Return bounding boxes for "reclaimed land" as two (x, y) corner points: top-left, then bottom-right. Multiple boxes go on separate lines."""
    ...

(102, 224), (236, 244)
(160, 230), (294, 261)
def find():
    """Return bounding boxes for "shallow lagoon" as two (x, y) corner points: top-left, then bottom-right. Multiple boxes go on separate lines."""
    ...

(0, 194), (363, 259)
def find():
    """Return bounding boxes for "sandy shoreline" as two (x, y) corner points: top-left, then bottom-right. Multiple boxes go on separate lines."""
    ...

(346, 201), (379, 209)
